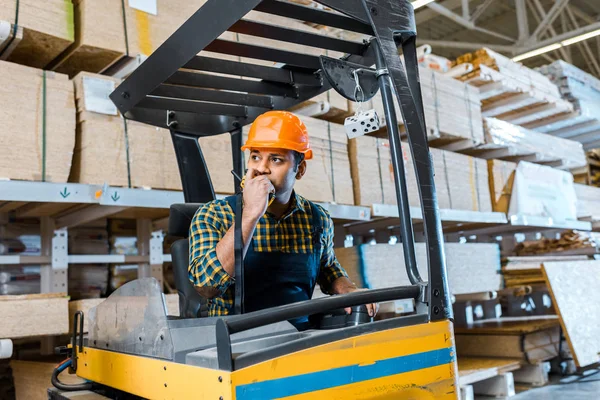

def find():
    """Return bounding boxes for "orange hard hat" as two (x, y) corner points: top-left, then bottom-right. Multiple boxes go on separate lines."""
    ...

(242, 111), (313, 160)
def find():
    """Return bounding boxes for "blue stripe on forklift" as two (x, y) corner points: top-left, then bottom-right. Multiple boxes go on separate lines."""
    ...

(235, 346), (454, 399)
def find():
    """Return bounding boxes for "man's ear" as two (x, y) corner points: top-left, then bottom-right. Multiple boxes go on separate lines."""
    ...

(295, 160), (307, 180)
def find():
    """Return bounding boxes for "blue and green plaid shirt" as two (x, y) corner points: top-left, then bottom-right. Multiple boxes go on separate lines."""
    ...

(188, 193), (348, 316)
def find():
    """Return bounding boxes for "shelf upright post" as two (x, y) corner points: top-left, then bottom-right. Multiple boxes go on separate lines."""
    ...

(137, 219), (164, 289)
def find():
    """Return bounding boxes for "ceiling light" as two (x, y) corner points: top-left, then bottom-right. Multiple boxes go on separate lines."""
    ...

(412, 0), (435, 10)
(513, 28), (600, 62)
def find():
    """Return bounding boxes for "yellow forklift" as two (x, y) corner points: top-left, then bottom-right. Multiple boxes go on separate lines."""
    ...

(49, 1), (458, 398)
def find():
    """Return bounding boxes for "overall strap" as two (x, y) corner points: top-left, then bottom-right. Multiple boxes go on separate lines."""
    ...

(308, 201), (324, 256)
(225, 194), (244, 315)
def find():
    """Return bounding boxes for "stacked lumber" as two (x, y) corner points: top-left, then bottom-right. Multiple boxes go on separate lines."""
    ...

(502, 255), (587, 288)
(542, 260), (600, 368)
(71, 72), (235, 193)
(0, 60), (75, 182)
(349, 135), (492, 211)
(453, 48), (573, 127)
(454, 317), (561, 363)
(463, 118), (586, 170)
(0, 292), (68, 338)
(371, 66), (484, 150)
(513, 230), (599, 256)
(244, 116), (355, 205)
(532, 61), (600, 150)
(335, 243), (501, 295)
(0, 0), (74, 68)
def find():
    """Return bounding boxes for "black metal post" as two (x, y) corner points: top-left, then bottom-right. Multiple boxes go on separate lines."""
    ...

(230, 128), (244, 192)
(373, 42), (422, 285)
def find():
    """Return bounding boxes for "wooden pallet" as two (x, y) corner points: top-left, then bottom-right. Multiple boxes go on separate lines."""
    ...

(458, 357), (521, 399)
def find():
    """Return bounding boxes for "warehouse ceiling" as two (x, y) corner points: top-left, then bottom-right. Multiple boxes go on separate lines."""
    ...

(415, 0), (600, 78)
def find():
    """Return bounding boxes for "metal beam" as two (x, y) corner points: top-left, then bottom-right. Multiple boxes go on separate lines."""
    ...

(470, 0), (495, 23)
(518, 21), (600, 53)
(426, 2), (515, 42)
(461, 0), (470, 20)
(565, 6), (600, 77)
(515, 0), (529, 43)
(529, 0), (570, 62)
(528, 0), (570, 43)
(416, 39), (516, 53)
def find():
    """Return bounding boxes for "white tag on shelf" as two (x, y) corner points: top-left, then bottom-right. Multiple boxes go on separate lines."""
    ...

(83, 77), (118, 116)
(129, 0), (157, 15)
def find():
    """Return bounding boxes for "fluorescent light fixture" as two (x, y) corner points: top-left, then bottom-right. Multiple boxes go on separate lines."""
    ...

(412, 0), (435, 10)
(513, 28), (600, 62)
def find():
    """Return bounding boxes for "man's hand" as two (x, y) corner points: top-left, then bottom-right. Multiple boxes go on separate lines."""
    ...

(342, 288), (379, 318)
(242, 168), (275, 220)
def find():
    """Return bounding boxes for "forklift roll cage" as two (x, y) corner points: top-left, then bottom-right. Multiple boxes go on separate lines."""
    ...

(110, 0), (452, 371)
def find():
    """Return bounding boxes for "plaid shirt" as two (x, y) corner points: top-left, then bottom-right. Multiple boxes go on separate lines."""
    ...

(188, 193), (348, 316)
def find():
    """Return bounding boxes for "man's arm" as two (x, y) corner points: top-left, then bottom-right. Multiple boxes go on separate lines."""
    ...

(189, 168), (274, 298)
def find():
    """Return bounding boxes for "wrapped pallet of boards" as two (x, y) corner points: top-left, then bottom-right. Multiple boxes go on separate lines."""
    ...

(0, 0), (74, 68)
(244, 116), (354, 205)
(371, 66), (484, 149)
(335, 243), (501, 295)
(71, 72), (234, 193)
(0, 60), (75, 182)
(349, 135), (492, 212)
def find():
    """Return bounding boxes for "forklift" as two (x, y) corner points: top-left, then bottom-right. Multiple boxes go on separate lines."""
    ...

(49, 1), (458, 398)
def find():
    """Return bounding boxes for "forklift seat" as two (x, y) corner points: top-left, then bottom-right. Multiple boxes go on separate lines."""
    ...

(169, 204), (209, 319)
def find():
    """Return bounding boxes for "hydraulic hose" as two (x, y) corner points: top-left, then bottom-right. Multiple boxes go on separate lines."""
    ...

(51, 359), (94, 391)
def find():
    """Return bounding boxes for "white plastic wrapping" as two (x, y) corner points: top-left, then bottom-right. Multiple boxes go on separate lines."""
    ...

(481, 117), (586, 169)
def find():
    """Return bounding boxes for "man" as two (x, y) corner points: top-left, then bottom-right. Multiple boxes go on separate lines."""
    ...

(189, 111), (377, 329)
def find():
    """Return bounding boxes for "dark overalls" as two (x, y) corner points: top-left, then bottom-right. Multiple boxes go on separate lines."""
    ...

(224, 195), (323, 330)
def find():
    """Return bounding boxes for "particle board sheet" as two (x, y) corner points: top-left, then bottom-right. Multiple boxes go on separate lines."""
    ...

(11, 360), (87, 400)
(335, 243), (501, 295)
(454, 317), (561, 363)
(349, 135), (491, 212)
(243, 117), (354, 205)
(487, 159), (516, 213)
(371, 66), (484, 147)
(0, 60), (75, 182)
(0, 0), (74, 68)
(542, 260), (600, 368)
(458, 357), (522, 386)
(0, 293), (69, 338)
(71, 72), (235, 193)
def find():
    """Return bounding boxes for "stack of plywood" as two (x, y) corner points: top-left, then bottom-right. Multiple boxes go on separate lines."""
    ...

(71, 72), (235, 193)
(0, 292), (69, 339)
(454, 317), (561, 363)
(502, 256), (588, 288)
(0, 0), (74, 68)
(349, 135), (492, 212)
(243, 116), (354, 205)
(335, 243), (501, 294)
(371, 66), (484, 150)
(0, 60), (75, 182)
(463, 118), (586, 170)
(453, 48), (573, 126)
(532, 61), (600, 150)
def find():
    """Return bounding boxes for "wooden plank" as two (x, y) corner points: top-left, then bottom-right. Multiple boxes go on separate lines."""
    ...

(0, 293), (68, 338)
(11, 360), (87, 400)
(458, 357), (521, 386)
(472, 373), (516, 398)
(542, 260), (600, 368)
(0, 21), (23, 60)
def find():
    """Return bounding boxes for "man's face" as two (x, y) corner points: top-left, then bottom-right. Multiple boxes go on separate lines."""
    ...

(247, 148), (306, 197)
